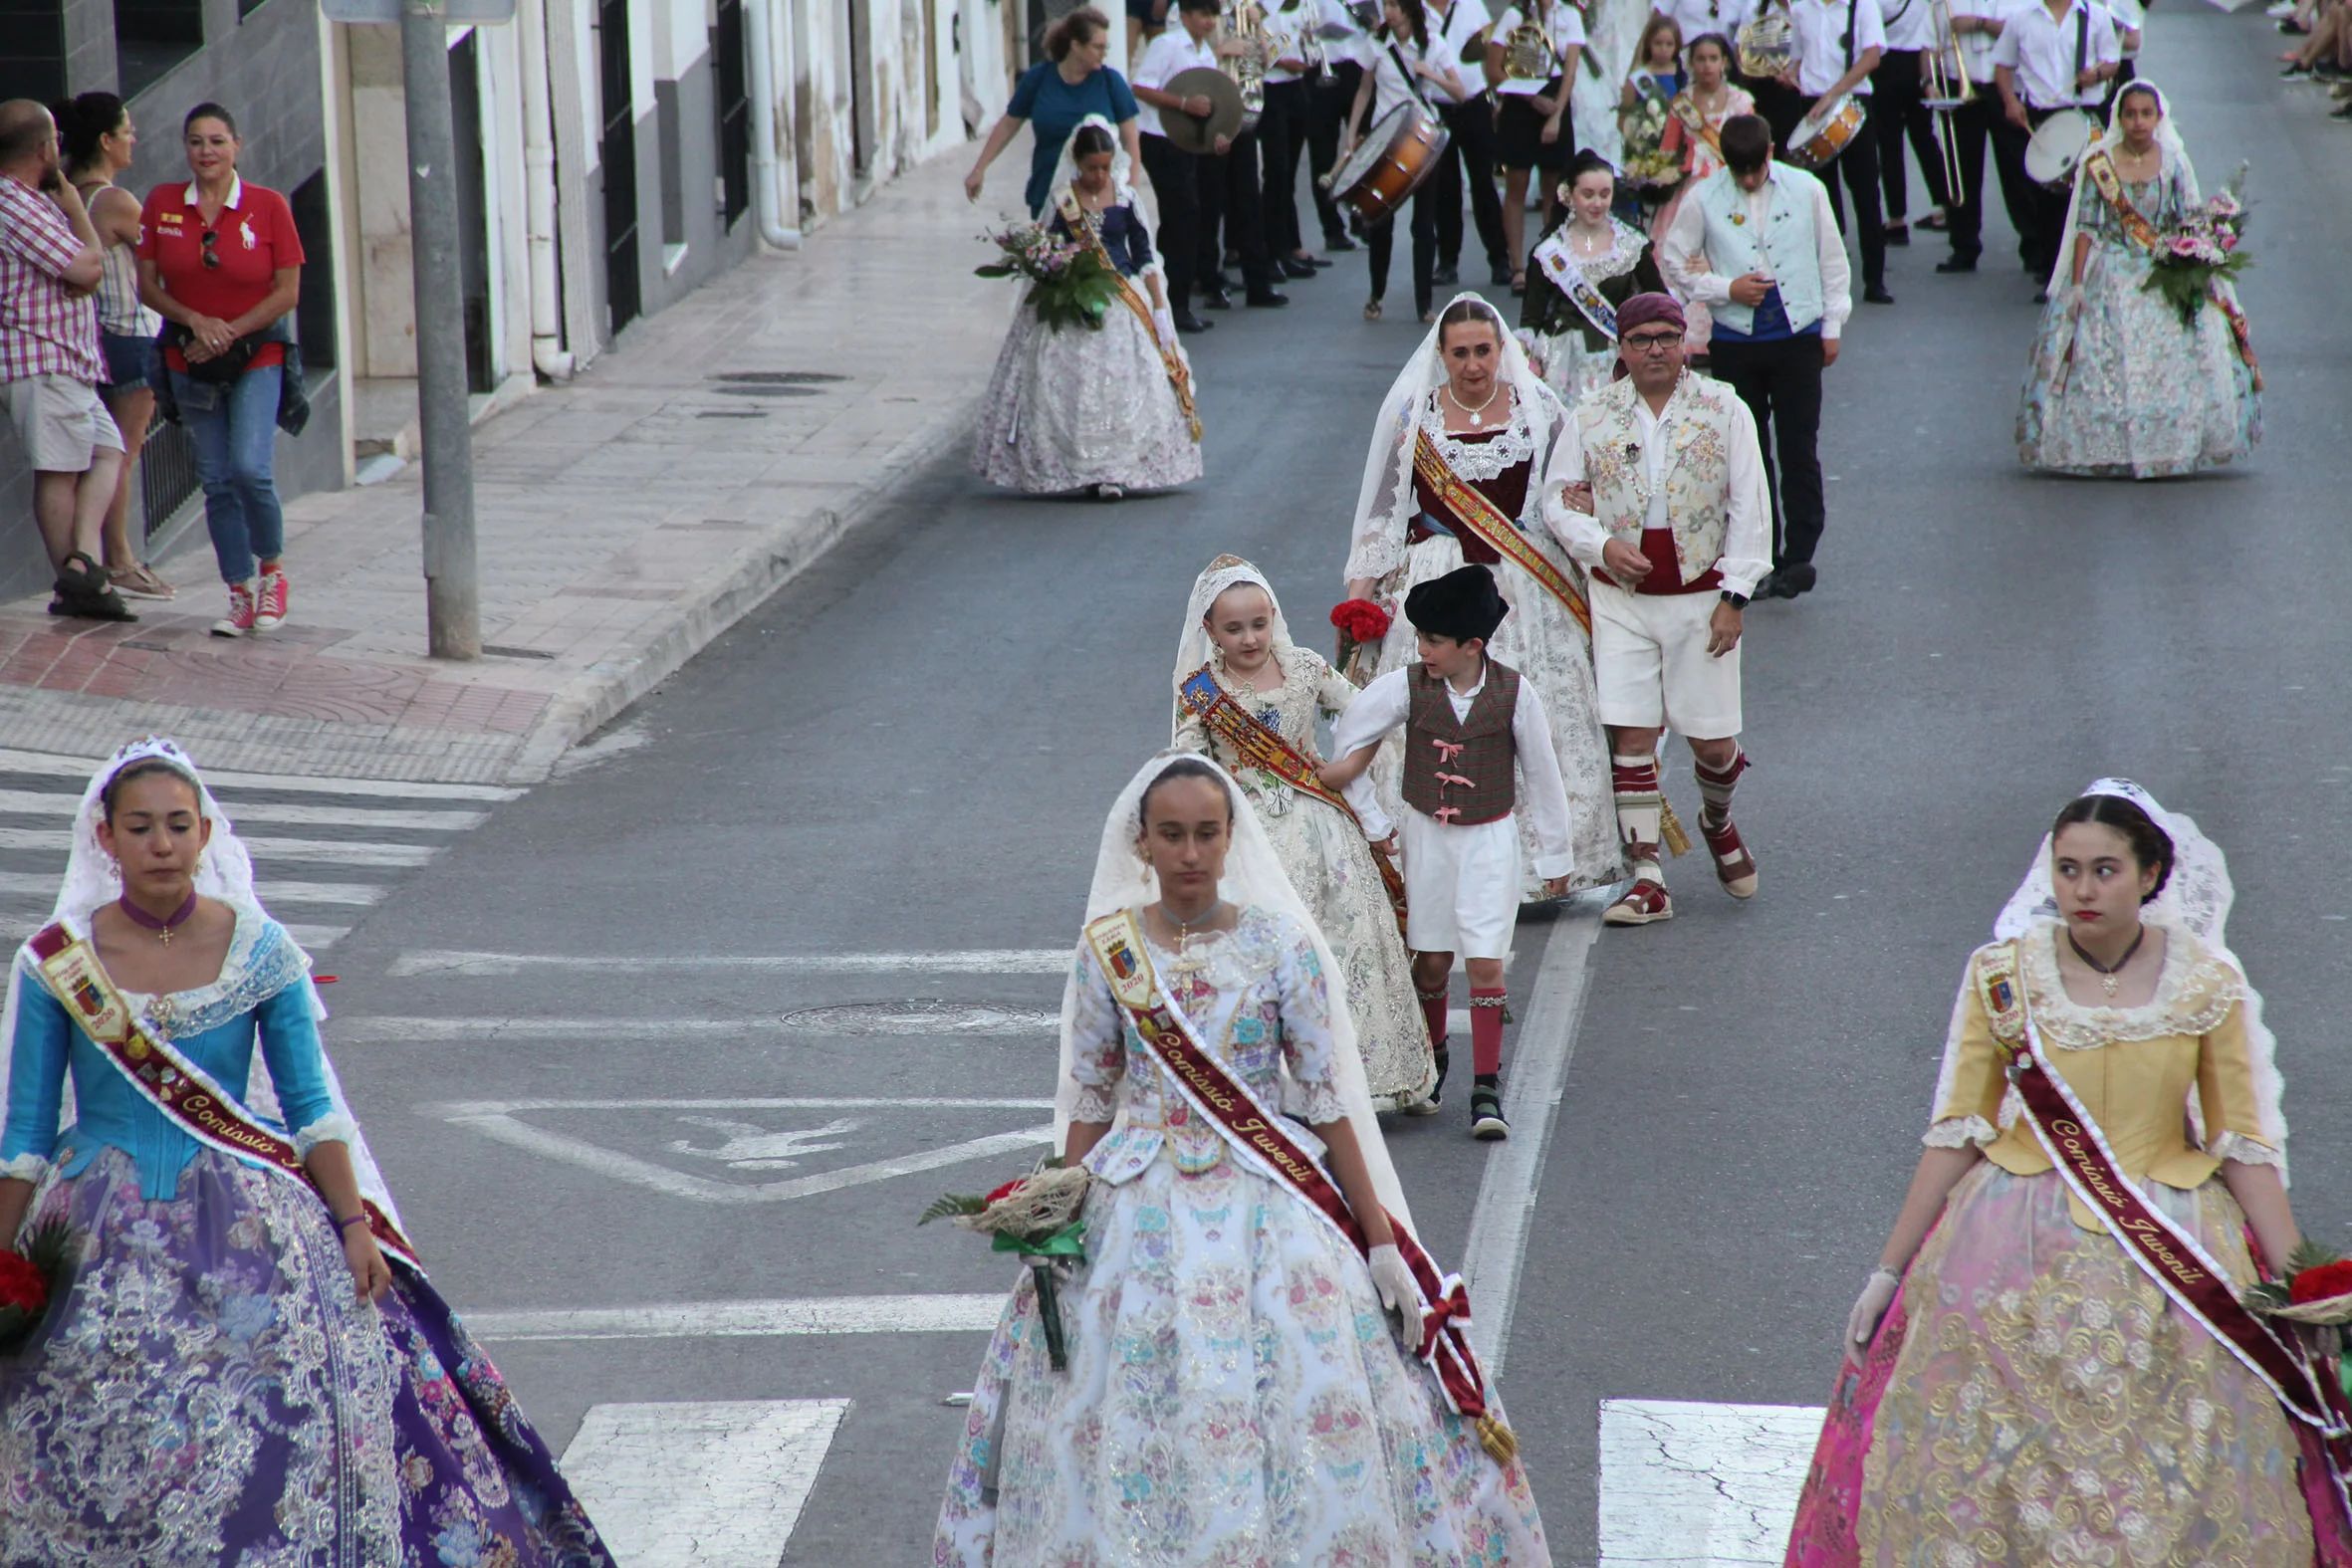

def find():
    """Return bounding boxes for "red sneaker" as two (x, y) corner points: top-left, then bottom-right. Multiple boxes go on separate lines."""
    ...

(254, 567), (289, 632)
(1701, 817), (1760, 899)
(211, 581), (258, 638)
(1602, 878), (1673, 926)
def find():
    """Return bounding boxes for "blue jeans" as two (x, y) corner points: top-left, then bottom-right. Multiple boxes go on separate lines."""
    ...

(170, 365), (284, 585)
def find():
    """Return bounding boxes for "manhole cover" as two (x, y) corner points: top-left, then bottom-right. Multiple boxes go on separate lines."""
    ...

(780, 1001), (1058, 1036)
(712, 384), (819, 398)
(711, 370), (848, 384)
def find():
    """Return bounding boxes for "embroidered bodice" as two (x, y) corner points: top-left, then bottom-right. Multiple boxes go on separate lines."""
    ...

(1347, 379), (1570, 583)
(1067, 905), (1347, 1185)
(1926, 921), (2276, 1231)
(2082, 162), (2193, 254)
(1050, 201), (1154, 278)
(1523, 220), (1667, 347)
(1, 910), (344, 1199)
(1172, 650), (1360, 820)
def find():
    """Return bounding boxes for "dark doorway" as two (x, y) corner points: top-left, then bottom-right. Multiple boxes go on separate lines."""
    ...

(597, 0), (642, 333)
(847, 0), (872, 179)
(449, 30), (497, 392)
(712, 0), (752, 226)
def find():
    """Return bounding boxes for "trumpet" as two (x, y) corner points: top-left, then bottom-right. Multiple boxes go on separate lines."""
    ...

(1225, 0), (1270, 128)
(1922, 0), (1975, 202)
(1734, 7), (1793, 79)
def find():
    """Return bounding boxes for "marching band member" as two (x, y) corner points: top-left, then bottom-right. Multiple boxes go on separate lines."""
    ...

(1425, 0), (1514, 286)
(1132, 0), (1230, 333)
(1339, 293), (1623, 902)
(1782, 0), (1896, 304)
(1322, 565), (1579, 1140)
(1657, 0), (1761, 53)
(1660, 113), (1849, 600)
(1522, 151), (1667, 405)
(1195, 0), (1288, 310)
(1870, 0), (1946, 246)
(1259, 0), (1334, 276)
(1655, 32), (1758, 364)
(1934, 0), (2033, 275)
(1484, 0), (1587, 292)
(1992, 0), (2119, 298)
(1544, 293), (1771, 928)
(1306, 0), (1372, 255)
(1340, 0), (1470, 322)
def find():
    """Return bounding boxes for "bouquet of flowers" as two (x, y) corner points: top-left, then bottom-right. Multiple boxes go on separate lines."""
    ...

(2141, 175), (2250, 331)
(1330, 596), (1392, 674)
(975, 223), (1123, 335)
(2243, 1239), (2352, 1395)
(922, 1161), (1090, 1370)
(0, 1221), (74, 1355)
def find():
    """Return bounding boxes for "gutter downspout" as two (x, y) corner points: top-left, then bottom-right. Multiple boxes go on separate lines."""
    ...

(746, 0), (804, 250)
(517, 0), (575, 379)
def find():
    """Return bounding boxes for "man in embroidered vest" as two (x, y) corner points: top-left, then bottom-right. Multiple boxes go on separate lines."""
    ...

(1659, 112), (1850, 602)
(1544, 292), (1770, 928)
(1321, 564), (1575, 1142)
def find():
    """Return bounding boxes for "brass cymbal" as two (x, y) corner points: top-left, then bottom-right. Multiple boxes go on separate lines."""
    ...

(1160, 67), (1247, 153)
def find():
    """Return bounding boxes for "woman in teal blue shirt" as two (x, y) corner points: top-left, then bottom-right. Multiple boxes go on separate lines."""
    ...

(966, 7), (1144, 216)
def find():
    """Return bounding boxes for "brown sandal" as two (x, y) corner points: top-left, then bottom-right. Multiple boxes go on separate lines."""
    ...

(1363, 299), (1383, 321)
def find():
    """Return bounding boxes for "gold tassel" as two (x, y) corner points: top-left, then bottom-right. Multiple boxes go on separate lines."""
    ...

(1476, 1413), (1520, 1465)
(1659, 798), (1693, 858)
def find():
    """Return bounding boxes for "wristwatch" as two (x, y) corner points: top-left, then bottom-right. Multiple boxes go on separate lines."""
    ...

(1719, 590), (1749, 609)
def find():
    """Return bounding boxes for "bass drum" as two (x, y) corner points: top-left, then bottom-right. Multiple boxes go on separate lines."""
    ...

(1323, 101), (1452, 225)
(1785, 92), (1864, 169)
(2024, 108), (2094, 190)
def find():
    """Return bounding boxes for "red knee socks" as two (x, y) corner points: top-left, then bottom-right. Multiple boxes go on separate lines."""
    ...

(1418, 985), (1450, 1048)
(1470, 988), (1507, 1076)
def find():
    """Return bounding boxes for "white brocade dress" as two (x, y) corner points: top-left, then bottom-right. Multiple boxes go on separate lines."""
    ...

(933, 907), (1551, 1566)
(1348, 393), (1623, 898)
(1174, 649), (1434, 1110)
(971, 202), (1203, 496)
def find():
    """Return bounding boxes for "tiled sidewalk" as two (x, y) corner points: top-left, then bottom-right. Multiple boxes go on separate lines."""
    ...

(0, 148), (1011, 784)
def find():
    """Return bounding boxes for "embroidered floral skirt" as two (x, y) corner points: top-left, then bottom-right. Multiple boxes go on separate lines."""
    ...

(0, 1147), (612, 1567)
(971, 297), (1202, 496)
(934, 1154), (1551, 1566)
(1785, 1163), (2352, 1568)
(1367, 535), (1626, 899)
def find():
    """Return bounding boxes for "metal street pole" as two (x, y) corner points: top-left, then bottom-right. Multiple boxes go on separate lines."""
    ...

(399, 0), (481, 659)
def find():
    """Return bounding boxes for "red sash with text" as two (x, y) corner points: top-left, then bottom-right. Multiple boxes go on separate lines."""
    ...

(28, 922), (421, 1271)
(1977, 941), (2352, 1505)
(1176, 667), (1409, 940)
(1411, 427), (1592, 638)
(1083, 908), (1518, 1465)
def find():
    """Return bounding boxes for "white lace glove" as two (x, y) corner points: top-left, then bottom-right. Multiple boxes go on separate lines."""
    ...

(1152, 306), (1177, 348)
(1368, 1243), (1419, 1317)
(1846, 1267), (1899, 1365)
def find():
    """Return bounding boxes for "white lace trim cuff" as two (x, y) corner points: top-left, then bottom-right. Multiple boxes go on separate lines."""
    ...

(1069, 1087), (1118, 1123)
(1922, 1115), (1998, 1149)
(1292, 1083), (1349, 1126)
(2208, 1131), (2283, 1168)
(293, 1113), (362, 1158)
(0, 1152), (50, 1183)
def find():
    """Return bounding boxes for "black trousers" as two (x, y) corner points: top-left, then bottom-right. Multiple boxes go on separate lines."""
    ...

(1945, 91), (2035, 265)
(1199, 126), (1274, 291)
(1870, 48), (1948, 222)
(1432, 93), (1508, 272)
(1138, 132), (1201, 311)
(1259, 78), (1314, 259)
(1307, 62), (1364, 245)
(2018, 106), (2076, 285)
(1743, 71), (1809, 147)
(1366, 183), (1440, 317)
(1806, 95), (1887, 292)
(1710, 332), (1826, 568)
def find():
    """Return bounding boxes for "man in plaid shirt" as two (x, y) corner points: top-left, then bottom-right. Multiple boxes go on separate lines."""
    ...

(0, 100), (134, 621)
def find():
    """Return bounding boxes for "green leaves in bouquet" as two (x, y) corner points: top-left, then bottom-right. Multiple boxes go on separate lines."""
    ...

(917, 1194), (990, 1227)
(2244, 1237), (2351, 1314)
(1028, 250), (1121, 334)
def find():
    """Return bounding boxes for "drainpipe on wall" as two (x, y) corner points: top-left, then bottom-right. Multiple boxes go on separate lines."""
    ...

(517, 0), (576, 379)
(745, 0), (805, 250)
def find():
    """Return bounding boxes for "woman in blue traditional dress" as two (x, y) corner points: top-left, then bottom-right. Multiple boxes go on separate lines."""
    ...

(2016, 82), (2260, 479)
(0, 737), (611, 1566)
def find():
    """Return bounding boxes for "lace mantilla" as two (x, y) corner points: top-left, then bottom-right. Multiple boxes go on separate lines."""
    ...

(120, 909), (312, 1040)
(1416, 391), (1535, 481)
(1558, 218), (1649, 284)
(2014, 920), (2241, 1050)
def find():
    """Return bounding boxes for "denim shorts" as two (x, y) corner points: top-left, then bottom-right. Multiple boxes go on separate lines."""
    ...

(99, 332), (158, 394)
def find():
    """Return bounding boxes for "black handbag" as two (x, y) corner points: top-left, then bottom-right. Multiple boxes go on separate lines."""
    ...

(163, 322), (265, 385)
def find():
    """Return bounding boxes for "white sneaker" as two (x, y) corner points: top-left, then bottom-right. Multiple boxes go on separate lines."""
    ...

(2268, 2), (2297, 17)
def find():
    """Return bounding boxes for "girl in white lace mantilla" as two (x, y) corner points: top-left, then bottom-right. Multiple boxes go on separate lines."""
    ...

(1343, 292), (1622, 901)
(933, 754), (1551, 1566)
(1171, 557), (1432, 1112)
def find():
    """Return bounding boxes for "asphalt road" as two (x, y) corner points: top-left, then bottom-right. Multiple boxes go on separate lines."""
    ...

(314, 13), (2352, 1564)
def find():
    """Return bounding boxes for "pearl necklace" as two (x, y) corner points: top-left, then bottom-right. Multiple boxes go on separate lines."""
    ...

(1446, 383), (1503, 429)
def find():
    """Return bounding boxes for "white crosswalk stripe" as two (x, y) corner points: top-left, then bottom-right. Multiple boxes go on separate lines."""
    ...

(1598, 1400), (1822, 1566)
(0, 751), (516, 953)
(559, 1400), (849, 1568)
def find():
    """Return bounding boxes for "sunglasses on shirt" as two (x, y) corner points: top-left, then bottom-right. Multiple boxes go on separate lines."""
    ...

(201, 229), (220, 269)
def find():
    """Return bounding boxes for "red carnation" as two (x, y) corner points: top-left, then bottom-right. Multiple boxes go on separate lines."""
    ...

(0, 1249), (48, 1316)
(983, 1178), (1026, 1208)
(2288, 1259), (2352, 1304)
(1330, 598), (1392, 643)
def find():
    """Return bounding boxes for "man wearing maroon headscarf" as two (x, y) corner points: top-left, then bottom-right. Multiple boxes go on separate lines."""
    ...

(1541, 292), (1772, 927)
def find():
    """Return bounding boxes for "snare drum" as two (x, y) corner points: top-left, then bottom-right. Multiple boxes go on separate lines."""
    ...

(1785, 93), (1865, 170)
(1323, 101), (1452, 224)
(2024, 109), (2094, 190)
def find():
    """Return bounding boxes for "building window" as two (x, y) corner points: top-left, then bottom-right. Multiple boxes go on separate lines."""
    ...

(115, 0), (204, 100)
(289, 168), (336, 372)
(0, 0), (69, 102)
(711, 0), (750, 226)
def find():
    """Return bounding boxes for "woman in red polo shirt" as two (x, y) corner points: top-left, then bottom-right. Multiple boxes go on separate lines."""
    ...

(135, 103), (302, 638)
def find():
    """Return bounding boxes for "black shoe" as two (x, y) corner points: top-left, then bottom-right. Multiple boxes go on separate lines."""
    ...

(1470, 1076), (1508, 1140)
(2316, 60), (2351, 79)
(1434, 263), (1460, 286)
(1173, 310), (1214, 334)
(1864, 285), (1896, 305)
(1246, 288), (1290, 307)
(1201, 287), (1234, 311)
(1885, 222), (1910, 246)
(1758, 562), (1815, 600)
(2282, 60), (2314, 77)
(1280, 256), (1316, 280)
(1405, 1045), (1449, 1115)
(1918, 211), (1951, 232)
(50, 556), (138, 622)
(1324, 232), (1358, 252)
(2033, 287), (2050, 304)
(1936, 255), (1979, 273)
(1202, 269), (1237, 292)
(1301, 252), (1334, 268)
(1490, 261), (1515, 287)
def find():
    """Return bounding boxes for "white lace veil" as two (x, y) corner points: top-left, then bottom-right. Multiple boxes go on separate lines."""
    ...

(2053, 79), (2193, 297)
(0, 738), (407, 1231)
(1345, 291), (1570, 586)
(1054, 752), (1417, 1234)
(1047, 112), (1166, 282)
(1170, 555), (1297, 703)
(1984, 777), (2287, 1172)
